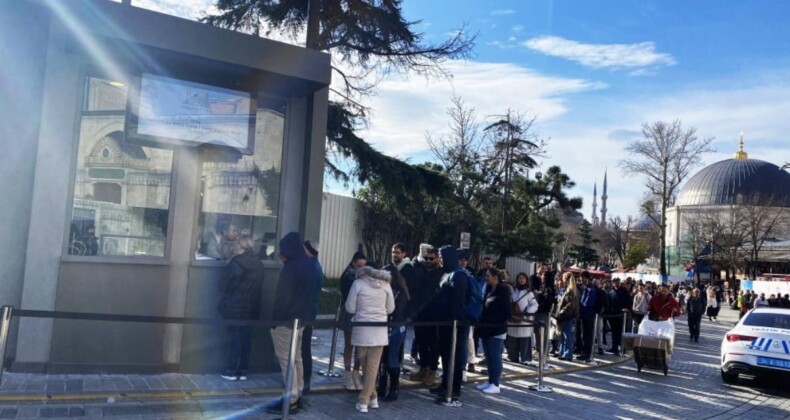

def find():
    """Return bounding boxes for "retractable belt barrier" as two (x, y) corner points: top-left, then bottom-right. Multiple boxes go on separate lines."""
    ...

(0, 305), (554, 417)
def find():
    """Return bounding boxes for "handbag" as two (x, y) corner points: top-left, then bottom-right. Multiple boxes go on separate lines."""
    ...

(511, 292), (529, 320)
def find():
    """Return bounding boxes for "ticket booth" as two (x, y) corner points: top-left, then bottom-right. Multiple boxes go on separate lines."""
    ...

(0, 0), (329, 373)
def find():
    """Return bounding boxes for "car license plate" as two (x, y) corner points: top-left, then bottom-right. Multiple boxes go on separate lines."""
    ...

(756, 357), (790, 370)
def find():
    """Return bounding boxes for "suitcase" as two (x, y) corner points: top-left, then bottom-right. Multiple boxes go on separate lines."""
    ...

(629, 335), (671, 375)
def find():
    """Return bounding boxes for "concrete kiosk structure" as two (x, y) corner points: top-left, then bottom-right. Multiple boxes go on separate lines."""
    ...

(0, 0), (330, 373)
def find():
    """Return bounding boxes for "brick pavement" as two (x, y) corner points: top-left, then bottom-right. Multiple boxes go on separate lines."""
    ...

(0, 308), (787, 418)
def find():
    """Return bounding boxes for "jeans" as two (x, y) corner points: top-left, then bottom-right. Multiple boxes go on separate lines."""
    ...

(688, 313), (702, 340)
(609, 315), (624, 352)
(438, 325), (469, 395)
(415, 326), (439, 370)
(301, 325), (313, 389)
(559, 319), (575, 359)
(387, 326), (407, 368)
(581, 317), (595, 359)
(484, 337), (505, 386)
(225, 325), (252, 375)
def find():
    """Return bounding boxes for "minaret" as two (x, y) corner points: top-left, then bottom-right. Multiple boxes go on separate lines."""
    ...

(600, 170), (608, 227)
(591, 182), (599, 226)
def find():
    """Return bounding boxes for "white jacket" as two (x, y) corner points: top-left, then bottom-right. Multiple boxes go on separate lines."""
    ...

(345, 266), (395, 347)
(508, 289), (538, 338)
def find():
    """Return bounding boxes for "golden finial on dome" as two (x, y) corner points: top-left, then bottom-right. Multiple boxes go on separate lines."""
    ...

(734, 132), (748, 160)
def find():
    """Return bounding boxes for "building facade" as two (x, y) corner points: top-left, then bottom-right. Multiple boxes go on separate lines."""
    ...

(665, 138), (790, 280)
(0, 0), (330, 373)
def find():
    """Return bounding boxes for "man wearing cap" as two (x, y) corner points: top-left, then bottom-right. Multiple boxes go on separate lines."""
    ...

(301, 240), (324, 394)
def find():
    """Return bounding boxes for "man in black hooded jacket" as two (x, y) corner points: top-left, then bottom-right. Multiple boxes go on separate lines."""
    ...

(268, 232), (318, 414)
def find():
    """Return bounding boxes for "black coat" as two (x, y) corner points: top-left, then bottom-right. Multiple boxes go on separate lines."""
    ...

(686, 296), (706, 316)
(271, 232), (319, 323)
(408, 264), (443, 320)
(219, 249), (264, 319)
(478, 283), (512, 338)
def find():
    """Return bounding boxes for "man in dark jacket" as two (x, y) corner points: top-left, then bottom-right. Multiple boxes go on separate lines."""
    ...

(686, 288), (705, 342)
(268, 232), (319, 414)
(301, 240), (324, 394)
(577, 271), (597, 362)
(408, 246), (443, 387)
(430, 245), (469, 406)
(219, 235), (263, 381)
(606, 278), (631, 356)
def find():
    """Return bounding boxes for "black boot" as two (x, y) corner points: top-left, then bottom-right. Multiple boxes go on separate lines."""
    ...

(377, 365), (389, 397)
(385, 368), (399, 401)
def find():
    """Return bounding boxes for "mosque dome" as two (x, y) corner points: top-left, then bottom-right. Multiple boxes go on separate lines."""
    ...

(675, 137), (790, 208)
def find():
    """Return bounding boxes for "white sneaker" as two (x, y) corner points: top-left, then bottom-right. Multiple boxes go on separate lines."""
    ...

(369, 398), (379, 409)
(220, 374), (238, 381)
(356, 403), (368, 413)
(482, 384), (501, 394)
(237, 375), (248, 381)
(475, 382), (490, 390)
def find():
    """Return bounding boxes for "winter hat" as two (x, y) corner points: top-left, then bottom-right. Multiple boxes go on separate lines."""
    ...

(304, 240), (319, 257)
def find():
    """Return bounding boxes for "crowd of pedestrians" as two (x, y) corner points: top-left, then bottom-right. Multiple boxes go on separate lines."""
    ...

(218, 230), (786, 414)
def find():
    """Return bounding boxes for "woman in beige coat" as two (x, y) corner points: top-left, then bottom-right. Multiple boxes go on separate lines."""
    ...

(345, 266), (395, 413)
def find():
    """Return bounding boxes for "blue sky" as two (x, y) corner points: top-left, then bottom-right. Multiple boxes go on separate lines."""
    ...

(140, 0), (790, 220)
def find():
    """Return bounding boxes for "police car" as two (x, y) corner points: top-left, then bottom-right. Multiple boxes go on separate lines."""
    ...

(720, 307), (790, 384)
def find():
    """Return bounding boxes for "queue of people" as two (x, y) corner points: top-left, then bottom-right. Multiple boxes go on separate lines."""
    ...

(219, 231), (747, 415)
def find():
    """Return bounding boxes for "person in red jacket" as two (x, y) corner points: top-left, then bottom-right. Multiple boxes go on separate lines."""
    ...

(648, 284), (682, 321)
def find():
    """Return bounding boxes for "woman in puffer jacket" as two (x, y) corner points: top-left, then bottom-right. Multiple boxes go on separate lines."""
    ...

(345, 266), (395, 414)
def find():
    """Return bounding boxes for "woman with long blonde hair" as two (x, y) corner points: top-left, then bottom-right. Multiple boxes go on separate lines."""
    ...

(556, 272), (579, 361)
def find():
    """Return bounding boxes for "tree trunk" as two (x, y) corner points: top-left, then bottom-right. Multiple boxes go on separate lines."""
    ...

(305, 0), (321, 50)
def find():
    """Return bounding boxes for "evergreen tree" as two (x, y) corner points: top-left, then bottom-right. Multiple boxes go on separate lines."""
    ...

(569, 219), (600, 268)
(203, 0), (476, 195)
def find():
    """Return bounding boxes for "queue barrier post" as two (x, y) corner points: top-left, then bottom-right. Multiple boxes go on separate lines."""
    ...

(529, 314), (552, 393)
(443, 320), (459, 405)
(319, 305), (342, 377)
(281, 318), (301, 419)
(0, 306), (12, 384)
(621, 311), (628, 356)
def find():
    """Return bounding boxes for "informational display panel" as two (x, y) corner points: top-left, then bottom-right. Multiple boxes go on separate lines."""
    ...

(133, 73), (255, 151)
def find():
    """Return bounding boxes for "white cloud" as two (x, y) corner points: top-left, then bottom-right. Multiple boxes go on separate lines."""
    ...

(542, 80), (790, 219)
(511, 25), (524, 33)
(523, 35), (676, 69)
(132, 0), (216, 20)
(356, 60), (606, 157)
(508, 36), (517, 42)
(491, 9), (516, 16)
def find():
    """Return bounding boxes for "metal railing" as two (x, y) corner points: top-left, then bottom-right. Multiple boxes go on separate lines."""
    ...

(0, 305), (555, 417)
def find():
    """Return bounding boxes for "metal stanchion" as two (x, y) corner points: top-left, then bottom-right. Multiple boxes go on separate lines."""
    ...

(282, 318), (301, 419)
(620, 311), (628, 356)
(530, 315), (552, 393)
(590, 314), (600, 365)
(319, 305), (342, 377)
(444, 320), (458, 406)
(0, 306), (13, 384)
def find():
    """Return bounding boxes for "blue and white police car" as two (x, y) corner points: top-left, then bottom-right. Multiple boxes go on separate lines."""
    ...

(720, 307), (790, 384)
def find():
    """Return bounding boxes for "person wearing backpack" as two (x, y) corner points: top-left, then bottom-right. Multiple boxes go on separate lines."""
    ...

(506, 273), (539, 364)
(429, 245), (470, 406)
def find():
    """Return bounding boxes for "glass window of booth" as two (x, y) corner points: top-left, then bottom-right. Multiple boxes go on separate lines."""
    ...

(194, 99), (285, 262)
(68, 76), (173, 257)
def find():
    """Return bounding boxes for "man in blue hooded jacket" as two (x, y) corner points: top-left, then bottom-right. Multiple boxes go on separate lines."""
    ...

(268, 232), (318, 414)
(429, 245), (469, 406)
